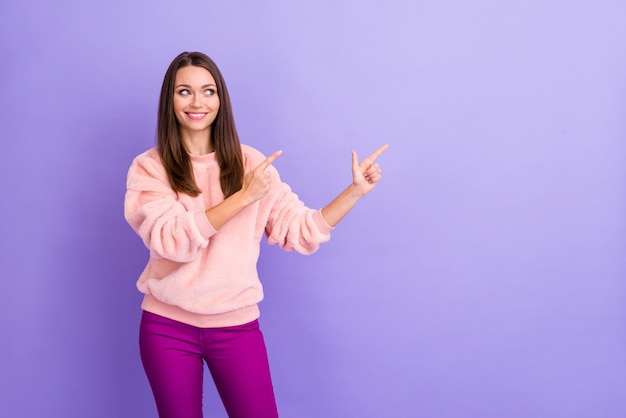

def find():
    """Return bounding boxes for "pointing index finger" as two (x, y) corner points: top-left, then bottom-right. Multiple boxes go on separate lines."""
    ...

(256, 150), (282, 171)
(366, 144), (389, 162)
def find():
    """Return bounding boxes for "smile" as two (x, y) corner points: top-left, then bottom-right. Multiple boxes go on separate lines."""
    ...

(186, 112), (208, 120)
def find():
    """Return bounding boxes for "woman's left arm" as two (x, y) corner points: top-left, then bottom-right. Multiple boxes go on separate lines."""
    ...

(320, 144), (389, 227)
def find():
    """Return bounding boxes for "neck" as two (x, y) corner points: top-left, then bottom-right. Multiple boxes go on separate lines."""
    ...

(181, 130), (214, 155)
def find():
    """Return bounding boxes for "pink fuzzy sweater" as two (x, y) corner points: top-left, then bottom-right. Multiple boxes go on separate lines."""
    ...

(124, 145), (332, 328)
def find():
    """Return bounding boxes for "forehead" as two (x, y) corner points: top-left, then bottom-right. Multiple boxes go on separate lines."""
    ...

(174, 65), (216, 86)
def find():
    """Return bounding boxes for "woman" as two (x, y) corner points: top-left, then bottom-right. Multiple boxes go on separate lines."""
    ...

(124, 51), (388, 418)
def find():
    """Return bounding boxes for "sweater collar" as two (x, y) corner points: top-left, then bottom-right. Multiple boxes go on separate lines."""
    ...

(188, 151), (217, 165)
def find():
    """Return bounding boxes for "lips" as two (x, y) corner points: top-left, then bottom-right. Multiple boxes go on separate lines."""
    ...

(186, 112), (207, 120)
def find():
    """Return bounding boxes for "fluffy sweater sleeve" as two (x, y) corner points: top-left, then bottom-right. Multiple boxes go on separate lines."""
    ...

(263, 178), (332, 253)
(124, 148), (217, 263)
(242, 146), (333, 254)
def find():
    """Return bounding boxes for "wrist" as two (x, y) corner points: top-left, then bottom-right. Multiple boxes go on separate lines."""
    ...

(348, 182), (366, 199)
(230, 189), (251, 208)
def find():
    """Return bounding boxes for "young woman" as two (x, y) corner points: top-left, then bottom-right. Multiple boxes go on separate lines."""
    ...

(124, 51), (388, 418)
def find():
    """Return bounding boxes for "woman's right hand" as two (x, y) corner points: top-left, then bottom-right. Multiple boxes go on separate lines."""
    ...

(204, 150), (282, 230)
(240, 150), (282, 205)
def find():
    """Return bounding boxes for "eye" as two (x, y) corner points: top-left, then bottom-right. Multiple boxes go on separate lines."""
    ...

(204, 88), (216, 96)
(178, 89), (191, 96)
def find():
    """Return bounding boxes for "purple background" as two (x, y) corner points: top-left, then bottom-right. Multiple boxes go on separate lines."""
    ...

(1, 1), (625, 417)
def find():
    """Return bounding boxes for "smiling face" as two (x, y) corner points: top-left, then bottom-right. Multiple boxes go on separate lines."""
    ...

(173, 65), (221, 145)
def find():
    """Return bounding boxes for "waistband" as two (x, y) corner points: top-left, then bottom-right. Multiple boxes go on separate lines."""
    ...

(141, 294), (261, 328)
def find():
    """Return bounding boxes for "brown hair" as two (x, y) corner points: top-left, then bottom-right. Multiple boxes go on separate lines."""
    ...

(157, 51), (244, 197)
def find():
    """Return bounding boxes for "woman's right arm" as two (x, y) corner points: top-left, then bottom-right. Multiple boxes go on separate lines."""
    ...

(124, 153), (216, 263)
(203, 150), (282, 229)
(125, 150), (283, 262)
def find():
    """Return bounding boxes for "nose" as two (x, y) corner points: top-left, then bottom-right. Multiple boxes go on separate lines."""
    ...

(191, 93), (202, 108)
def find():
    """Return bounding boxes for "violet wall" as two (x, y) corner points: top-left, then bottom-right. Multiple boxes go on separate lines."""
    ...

(1, 1), (625, 417)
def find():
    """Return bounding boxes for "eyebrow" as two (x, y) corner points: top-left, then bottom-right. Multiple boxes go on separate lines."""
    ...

(175, 84), (217, 89)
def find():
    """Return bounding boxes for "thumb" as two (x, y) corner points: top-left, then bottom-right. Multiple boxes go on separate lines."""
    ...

(351, 150), (359, 169)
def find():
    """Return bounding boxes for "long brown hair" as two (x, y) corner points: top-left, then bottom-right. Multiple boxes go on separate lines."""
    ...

(157, 51), (244, 197)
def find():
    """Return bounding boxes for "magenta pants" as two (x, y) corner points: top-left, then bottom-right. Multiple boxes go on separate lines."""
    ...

(139, 311), (279, 418)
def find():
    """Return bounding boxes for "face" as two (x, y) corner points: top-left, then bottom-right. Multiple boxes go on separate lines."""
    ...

(173, 65), (220, 139)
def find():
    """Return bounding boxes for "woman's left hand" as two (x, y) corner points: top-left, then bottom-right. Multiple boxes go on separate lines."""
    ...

(320, 144), (389, 227)
(351, 144), (389, 196)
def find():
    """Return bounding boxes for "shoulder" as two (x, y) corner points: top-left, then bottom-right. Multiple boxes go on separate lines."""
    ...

(240, 144), (282, 180)
(128, 147), (166, 178)
(241, 144), (270, 169)
(241, 144), (265, 161)
(132, 147), (160, 164)
(135, 147), (161, 163)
